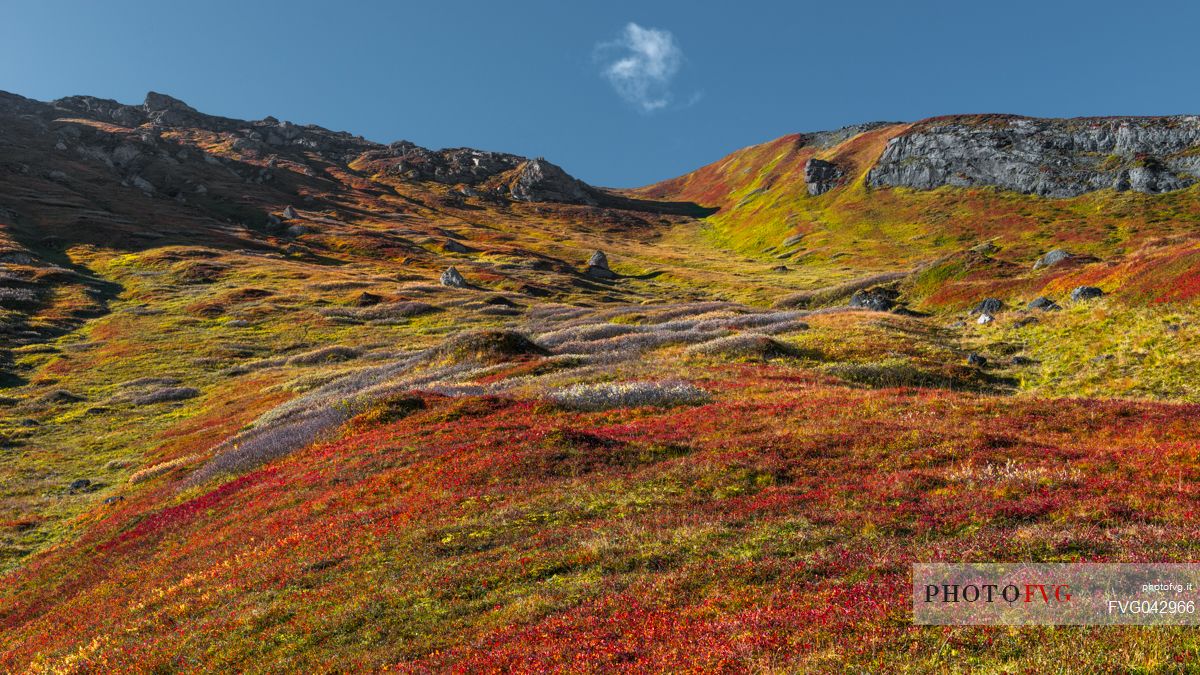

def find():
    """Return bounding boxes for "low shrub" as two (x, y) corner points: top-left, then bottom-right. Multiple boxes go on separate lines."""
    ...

(286, 346), (362, 366)
(429, 330), (547, 365)
(128, 454), (200, 484)
(547, 380), (711, 411)
(774, 272), (908, 309)
(685, 333), (803, 361)
(822, 359), (1005, 392)
(189, 407), (349, 483)
(129, 387), (201, 406)
(319, 301), (437, 323)
(118, 377), (182, 389)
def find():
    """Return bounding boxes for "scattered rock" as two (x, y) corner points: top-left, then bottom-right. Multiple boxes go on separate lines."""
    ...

(1027, 296), (1061, 311)
(282, 205), (299, 220)
(585, 251), (616, 279)
(443, 239), (469, 253)
(977, 313), (995, 325)
(1014, 316), (1040, 328)
(104, 495), (125, 505)
(1071, 286), (1105, 302)
(68, 478), (91, 492)
(440, 266), (467, 288)
(970, 241), (1000, 255)
(971, 298), (1004, 315)
(129, 175), (155, 193)
(848, 287), (898, 312)
(966, 353), (988, 367)
(771, 265), (789, 272)
(1033, 249), (1073, 270)
(1011, 356), (1037, 366)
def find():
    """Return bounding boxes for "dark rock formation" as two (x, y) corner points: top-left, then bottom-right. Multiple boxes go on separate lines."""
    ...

(1071, 286), (1105, 301)
(868, 116), (1200, 197)
(848, 287), (898, 312)
(1027, 296), (1062, 311)
(804, 158), (844, 196)
(971, 298), (1004, 315)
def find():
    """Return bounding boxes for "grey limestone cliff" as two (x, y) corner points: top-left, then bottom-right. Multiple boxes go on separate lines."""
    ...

(867, 116), (1200, 197)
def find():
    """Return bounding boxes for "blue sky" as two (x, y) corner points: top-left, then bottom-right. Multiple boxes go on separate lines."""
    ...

(3, 0), (1198, 187)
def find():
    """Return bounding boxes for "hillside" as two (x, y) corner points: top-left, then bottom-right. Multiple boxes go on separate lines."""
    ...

(3, 94), (1200, 672)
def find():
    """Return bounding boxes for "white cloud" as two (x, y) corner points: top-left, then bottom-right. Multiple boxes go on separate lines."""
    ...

(597, 23), (685, 113)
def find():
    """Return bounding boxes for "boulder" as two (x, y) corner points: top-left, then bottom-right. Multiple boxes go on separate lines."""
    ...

(443, 239), (469, 253)
(1071, 286), (1105, 302)
(585, 250), (616, 279)
(966, 353), (988, 367)
(848, 287), (898, 312)
(1026, 296), (1061, 311)
(977, 313), (994, 325)
(282, 205), (299, 220)
(971, 298), (1004, 315)
(440, 266), (467, 288)
(1033, 249), (1073, 270)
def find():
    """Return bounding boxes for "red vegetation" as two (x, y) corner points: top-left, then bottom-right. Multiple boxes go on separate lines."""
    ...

(3, 365), (1200, 670)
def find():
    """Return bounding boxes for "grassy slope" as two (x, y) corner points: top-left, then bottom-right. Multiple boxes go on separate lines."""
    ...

(3, 114), (1200, 672)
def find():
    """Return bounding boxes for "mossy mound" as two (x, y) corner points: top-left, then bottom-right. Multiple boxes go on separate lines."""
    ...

(685, 333), (803, 361)
(429, 330), (548, 365)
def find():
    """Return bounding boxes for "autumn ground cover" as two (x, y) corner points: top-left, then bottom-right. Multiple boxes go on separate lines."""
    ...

(5, 101), (1200, 672)
(3, 354), (1199, 672)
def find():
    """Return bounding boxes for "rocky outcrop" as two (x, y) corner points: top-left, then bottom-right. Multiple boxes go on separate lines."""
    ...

(34, 89), (609, 205)
(804, 159), (844, 196)
(508, 159), (598, 205)
(868, 116), (1200, 197)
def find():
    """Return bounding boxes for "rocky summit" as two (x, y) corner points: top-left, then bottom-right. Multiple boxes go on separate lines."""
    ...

(4, 89), (1200, 673)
